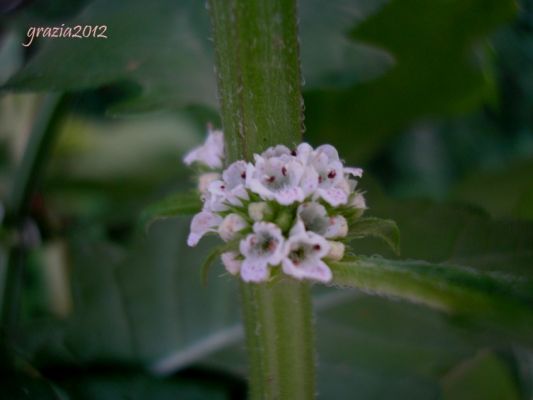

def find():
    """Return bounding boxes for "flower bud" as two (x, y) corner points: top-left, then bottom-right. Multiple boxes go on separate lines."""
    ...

(221, 251), (242, 275)
(248, 202), (273, 222)
(198, 172), (220, 194)
(218, 213), (247, 242)
(325, 241), (345, 261)
(349, 193), (367, 218)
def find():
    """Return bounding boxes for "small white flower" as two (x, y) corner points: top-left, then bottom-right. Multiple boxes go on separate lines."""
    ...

(239, 222), (285, 282)
(221, 160), (250, 205)
(183, 127), (224, 169)
(309, 146), (350, 206)
(282, 221), (332, 282)
(246, 155), (307, 205)
(221, 251), (242, 275)
(297, 202), (348, 238)
(198, 172), (220, 194)
(202, 181), (229, 213)
(187, 211), (223, 247)
(218, 213), (248, 242)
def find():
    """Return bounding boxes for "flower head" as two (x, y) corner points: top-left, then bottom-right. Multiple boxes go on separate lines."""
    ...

(183, 129), (368, 284)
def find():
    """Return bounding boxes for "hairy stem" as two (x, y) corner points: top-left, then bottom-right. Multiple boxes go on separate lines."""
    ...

(208, 0), (315, 398)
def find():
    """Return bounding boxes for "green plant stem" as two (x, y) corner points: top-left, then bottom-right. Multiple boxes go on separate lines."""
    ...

(1, 93), (65, 363)
(208, 0), (315, 398)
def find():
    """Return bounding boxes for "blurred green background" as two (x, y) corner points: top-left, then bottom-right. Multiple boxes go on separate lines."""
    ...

(0, 0), (532, 398)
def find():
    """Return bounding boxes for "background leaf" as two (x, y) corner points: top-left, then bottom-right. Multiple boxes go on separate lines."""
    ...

(304, 0), (516, 162)
(330, 257), (533, 342)
(5, 0), (218, 113)
(140, 191), (201, 231)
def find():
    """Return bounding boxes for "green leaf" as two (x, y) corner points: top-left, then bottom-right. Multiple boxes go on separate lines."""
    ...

(452, 159), (533, 221)
(299, 0), (392, 89)
(441, 350), (521, 400)
(358, 178), (533, 280)
(0, 372), (60, 400)
(347, 217), (400, 255)
(304, 0), (517, 162)
(203, 291), (526, 399)
(329, 257), (533, 343)
(200, 245), (227, 286)
(51, 369), (234, 400)
(139, 192), (201, 231)
(4, 0), (392, 115)
(5, 0), (218, 113)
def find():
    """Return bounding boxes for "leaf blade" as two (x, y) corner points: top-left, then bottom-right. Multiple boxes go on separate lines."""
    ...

(140, 191), (201, 231)
(347, 217), (400, 255)
(329, 257), (533, 342)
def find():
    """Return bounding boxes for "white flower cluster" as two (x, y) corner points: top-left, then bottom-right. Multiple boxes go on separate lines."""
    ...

(184, 127), (367, 283)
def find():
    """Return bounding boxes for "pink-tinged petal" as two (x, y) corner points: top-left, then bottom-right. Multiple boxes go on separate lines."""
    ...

(324, 215), (348, 238)
(183, 148), (201, 166)
(198, 173), (220, 194)
(228, 185), (249, 205)
(207, 180), (227, 196)
(300, 259), (332, 282)
(187, 211), (222, 247)
(221, 251), (242, 275)
(344, 167), (363, 178)
(223, 160), (248, 189)
(274, 187), (304, 205)
(289, 219), (307, 237)
(241, 258), (270, 283)
(300, 167), (319, 197)
(316, 187), (348, 206)
(247, 178), (274, 200)
(183, 129), (224, 169)
(296, 143), (314, 163)
(261, 145), (291, 159)
(240, 222), (285, 264)
(186, 233), (202, 248)
(306, 231), (331, 258)
(315, 144), (339, 162)
(218, 214), (248, 242)
(281, 257), (331, 283)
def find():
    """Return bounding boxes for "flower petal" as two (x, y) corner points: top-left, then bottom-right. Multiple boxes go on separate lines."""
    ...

(241, 258), (270, 283)
(344, 167), (363, 178)
(183, 128), (224, 169)
(218, 213), (248, 242)
(282, 257), (332, 283)
(221, 251), (242, 275)
(274, 187), (305, 205)
(316, 187), (348, 206)
(223, 160), (248, 189)
(187, 211), (222, 247)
